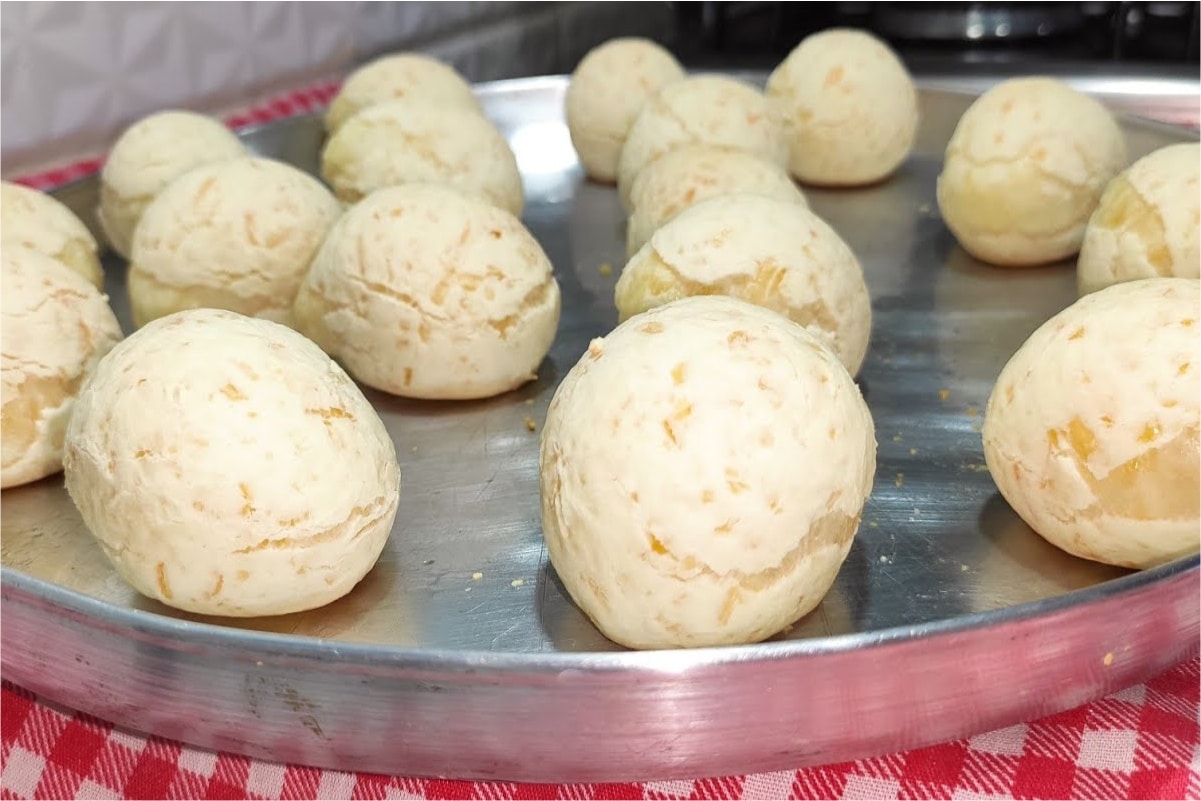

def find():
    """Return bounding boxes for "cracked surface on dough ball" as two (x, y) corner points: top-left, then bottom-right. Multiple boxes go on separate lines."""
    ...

(1078, 143), (1201, 295)
(1, 181), (103, 288)
(936, 77), (1127, 268)
(565, 37), (685, 184)
(982, 278), (1199, 569)
(321, 98), (524, 215)
(127, 157), (341, 328)
(625, 145), (807, 257)
(615, 75), (789, 209)
(96, 110), (247, 260)
(324, 53), (481, 135)
(765, 28), (919, 186)
(63, 308), (400, 617)
(616, 194), (871, 376)
(540, 295), (876, 649)
(1, 248), (122, 489)
(293, 184), (561, 400)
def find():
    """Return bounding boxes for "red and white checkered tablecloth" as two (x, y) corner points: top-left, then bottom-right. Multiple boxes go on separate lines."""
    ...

(3, 81), (1200, 801)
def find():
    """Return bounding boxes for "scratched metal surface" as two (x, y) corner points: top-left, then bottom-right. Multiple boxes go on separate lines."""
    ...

(2, 76), (1196, 650)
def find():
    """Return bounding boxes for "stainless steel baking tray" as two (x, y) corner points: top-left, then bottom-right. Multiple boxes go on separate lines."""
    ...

(3, 74), (1199, 783)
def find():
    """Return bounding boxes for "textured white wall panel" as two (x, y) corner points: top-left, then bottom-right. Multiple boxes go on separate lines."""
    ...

(0, 1), (672, 175)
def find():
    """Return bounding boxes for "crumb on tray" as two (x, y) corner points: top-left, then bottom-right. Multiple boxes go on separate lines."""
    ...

(524, 416), (538, 432)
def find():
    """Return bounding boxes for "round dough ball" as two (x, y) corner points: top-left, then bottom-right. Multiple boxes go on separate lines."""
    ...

(615, 194), (872, 376)
(982, 277), (1200, 569)
(936, 77), (1127, 268)
(324, 52), (481, 134)
(97, 110), (247, 260)
(293, 184), (561, 400)
(1, 181), (103, 288)
(321, 99), (524, 215)
(540, 295), (876, 649)
(63, 308), (401, 617)
(1, 247), (122, 489)
(616, 76), (789, 209)
(625, 144), (807, 257)
(565, 37), (685, 184)
(128, 157), (342, 328)
(766, 28), (919, 186)
(1077, 143), (1201, 295)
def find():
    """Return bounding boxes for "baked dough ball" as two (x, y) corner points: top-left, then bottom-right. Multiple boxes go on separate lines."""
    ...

(97, 110), (246, 260)
(615, 194), (871, 376)
(321, 99), (524, 214)
(625, 145), (807, 257)
(1, 181), (103, 288)
(1, 248), (122, 489)
(324, 52), (481, 134)
(616, 76), (789, 209)
(128, 157), (341, 328)
(62, 308), (401, 617)
(1078, 143), (1201, 295)
(982, 277), (1200, 569)
(540, 295), (876, 649)
(293, 184), (561, 400)
(937, 77), (1127, 267)
(765, 28), (919, 186)
(565, 37), (685, 183)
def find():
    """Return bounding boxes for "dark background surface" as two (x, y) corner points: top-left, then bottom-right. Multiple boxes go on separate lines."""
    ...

(668, 1), (1200, 75)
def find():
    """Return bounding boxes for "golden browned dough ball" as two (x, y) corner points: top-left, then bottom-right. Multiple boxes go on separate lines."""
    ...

(324, 52), (481, 134)
(766, 28), (919, 186)
(564, 37), (685, 183)
(983, 278), (1199, 569)
(1078, 143), (1201, 295)
(937, 77), (1126, 267)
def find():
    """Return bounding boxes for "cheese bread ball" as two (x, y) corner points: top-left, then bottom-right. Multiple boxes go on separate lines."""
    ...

(321, 99), (524, 214)
(616, 76), (789, 209)
(625, 145), (807, 257)
(1, 248), (122, 489)
(565, 37), (685, 183)
(62, 308), (401, 617)
(324, 52), (481, 134)
(1078, 143), (1201, 295)
(937, 77), (1127, 268)
(127, 157), (341, 328)
(540, 295), (876, 649)
(97, 110), (247, 260)
(765, 28), (919, 187)
(615, 194), (872, 376)
(293, 184), (561, 400)
(982, 278), (1200, 569)
(1, 181), (103, 288)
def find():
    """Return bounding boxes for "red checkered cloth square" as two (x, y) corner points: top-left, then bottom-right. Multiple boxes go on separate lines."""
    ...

(1, 659), (1198, 800)
(3, 80), (1199, 801)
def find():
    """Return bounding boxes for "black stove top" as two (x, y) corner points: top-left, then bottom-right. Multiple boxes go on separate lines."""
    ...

(669, 1), (1200, 72)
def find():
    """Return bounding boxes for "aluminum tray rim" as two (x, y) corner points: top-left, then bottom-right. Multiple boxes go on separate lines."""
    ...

(3, 553), (1196, 672)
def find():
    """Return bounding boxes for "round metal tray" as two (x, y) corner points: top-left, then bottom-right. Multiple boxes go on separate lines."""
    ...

(2, 74), (1198, 783)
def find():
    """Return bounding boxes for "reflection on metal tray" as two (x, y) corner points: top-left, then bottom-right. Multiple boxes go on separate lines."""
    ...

(2, 74), (1198, 783)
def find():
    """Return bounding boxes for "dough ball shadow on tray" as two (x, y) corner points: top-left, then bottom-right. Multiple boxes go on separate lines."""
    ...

(973, 491), (1129, 616)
